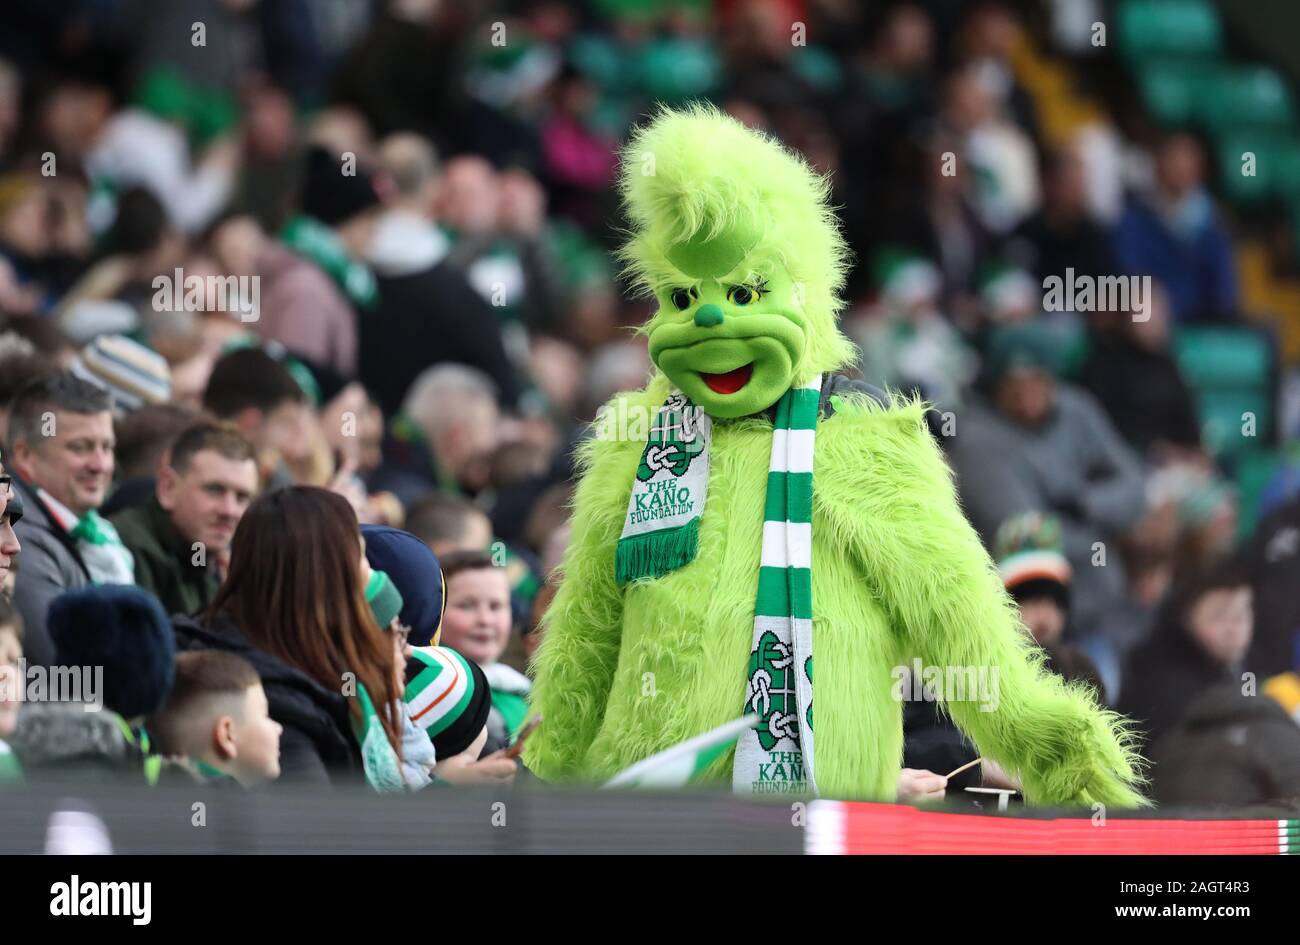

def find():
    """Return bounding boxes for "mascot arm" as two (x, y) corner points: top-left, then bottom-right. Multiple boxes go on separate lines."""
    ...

(523, 429), (633, 782)
(819, 396), (1147, 808)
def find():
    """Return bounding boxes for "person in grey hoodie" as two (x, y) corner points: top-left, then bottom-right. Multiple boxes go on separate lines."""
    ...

(946, 324), (1148, 634)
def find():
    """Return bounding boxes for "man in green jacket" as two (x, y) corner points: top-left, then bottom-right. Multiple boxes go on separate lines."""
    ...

(112, 420), (258, 617)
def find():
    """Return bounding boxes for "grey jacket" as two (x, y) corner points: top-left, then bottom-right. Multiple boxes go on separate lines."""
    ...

(946, 384), (1148, 631)
(8, 702), (148, 784)
(11, 475), (91, 668)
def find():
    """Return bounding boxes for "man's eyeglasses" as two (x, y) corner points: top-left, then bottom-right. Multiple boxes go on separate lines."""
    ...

(0, 475), (22, 525)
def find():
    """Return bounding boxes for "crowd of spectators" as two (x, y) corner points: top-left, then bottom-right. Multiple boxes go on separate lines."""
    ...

(0, 0), (1298, 810)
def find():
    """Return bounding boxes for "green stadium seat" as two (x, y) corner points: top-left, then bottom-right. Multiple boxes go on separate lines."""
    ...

(1199, 66), (1296, 133)
(1173, 327), (1272, 388)
(1173, 328), (1275, 462)
(568, 34), (633, 93)
(1136, 60), (1222, 127)
(1193, 389), (1272, 459)
(1216, 133), (1300, 204)
(1234, 448), (1285, 540)
(634, 38), (720, 103)
(1118, 0), (1223, 62)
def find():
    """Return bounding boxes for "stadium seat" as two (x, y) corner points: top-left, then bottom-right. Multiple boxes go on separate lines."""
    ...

(1173, 327), (1272, 388)
(1117, 0), (1223, 62)
(1216, 133), (1300, 204)
(1199, 66), (1296, 133)
(1173, 327), (1276, 461)
(1135, 60), (1221, 127)
(1193, 389), (1273, 459)
(1235, 448), (1286, 539)
(634, 38), (720, 103)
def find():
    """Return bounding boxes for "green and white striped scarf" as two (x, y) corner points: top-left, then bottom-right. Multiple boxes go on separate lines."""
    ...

(733, 376), (820, 796)
(616, 376), (822, 795)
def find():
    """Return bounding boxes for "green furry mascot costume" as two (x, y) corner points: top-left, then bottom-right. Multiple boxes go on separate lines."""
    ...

(525, 105), (1145, 806)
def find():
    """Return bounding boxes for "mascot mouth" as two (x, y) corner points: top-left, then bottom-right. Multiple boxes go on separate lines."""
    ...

(700, 363), (753, 395)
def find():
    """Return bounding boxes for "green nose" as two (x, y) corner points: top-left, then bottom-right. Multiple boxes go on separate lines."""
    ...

(694, 303), (724, 328)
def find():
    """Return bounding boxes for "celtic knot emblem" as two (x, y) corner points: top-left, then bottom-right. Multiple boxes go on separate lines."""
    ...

(746, 631), (801, 751)
(636, 397), (707, 481)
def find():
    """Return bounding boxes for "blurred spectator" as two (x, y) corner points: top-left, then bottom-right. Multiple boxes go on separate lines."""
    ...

(360, 136), (521, 415)
(994, 511), (1108, 699)
(0, 312), (75, 362)
(229, 79), (302, 231)
(148, 649), (284, 788)
(332, 0), (473, 145)
(1008, 147), (1117, 287)
(1147, 679), (1300, 808)
(174, 487), (403, 786)
(539, 64), (618, 232)
(438, 549), (530, 754)
(8, 373), (132, 667)
(152, 333), (215, 411)
(101, 402), (199, 517)
(1119, 563), (1254, 754)
(440, 155), (562, 351)
(41, 77), (237, 235)
(8, 586), (175, 785)
(1243, 494), (1300, 680)
(883, 133), (997, 320)
(69, 334), (172, 414)
(209, 213), (358, 376)
(111, 420), (258, 617)
(404, 492), (493, 558)
(947, 325), (1148, 633)
(55, 186), (182, 341)
(375, 364), (501, 502)
(0, 172), (52, 313)
(1113, 133), (1238, 323)
(319, 380), (384, 477)
(202, 346), (312, 487)
(940, 62), (1039, 235)
(282, 141), (383, 314)
(957, 2), (1039, 136)
(849, 252), (976, 407)
(0, 333), (55, 442)
(361, 523), (445, 647)
(1081, 285), (1201, 457)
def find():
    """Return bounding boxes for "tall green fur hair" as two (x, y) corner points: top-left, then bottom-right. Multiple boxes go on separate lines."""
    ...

(616, 102), (855, 381)
(525, 105), (1148, 808)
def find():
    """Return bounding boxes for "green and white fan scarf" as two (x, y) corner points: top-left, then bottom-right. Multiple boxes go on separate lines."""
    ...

(352, 683), (405, 793)
(616, 376), (822, 796)
(615, 392), (711, 582)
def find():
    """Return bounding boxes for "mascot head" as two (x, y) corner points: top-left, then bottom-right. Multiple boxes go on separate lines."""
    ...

(617, 104), (856, 418)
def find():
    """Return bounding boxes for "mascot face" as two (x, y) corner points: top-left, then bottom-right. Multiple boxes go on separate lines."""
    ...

(648, 270), (805, 419)
(647, 223), (805, 418)
(620, 105), (855, 416)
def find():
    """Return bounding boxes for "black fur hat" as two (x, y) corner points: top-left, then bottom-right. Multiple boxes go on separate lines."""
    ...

(49, 586), (176, 719)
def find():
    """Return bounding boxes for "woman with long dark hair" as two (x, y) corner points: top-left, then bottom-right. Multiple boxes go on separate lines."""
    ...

(174, 487), (404, 786)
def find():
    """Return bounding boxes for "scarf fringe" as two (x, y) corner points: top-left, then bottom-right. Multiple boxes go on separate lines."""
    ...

(614, 518), (700, 584)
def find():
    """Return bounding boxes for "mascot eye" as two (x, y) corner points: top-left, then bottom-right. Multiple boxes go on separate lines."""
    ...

(670, 288), (702, 310)
(670, 285), (702, 308)
(728, 285), (759, 306)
